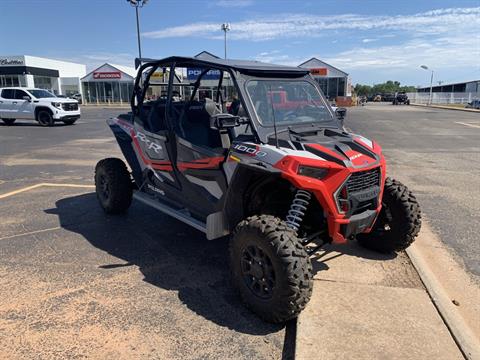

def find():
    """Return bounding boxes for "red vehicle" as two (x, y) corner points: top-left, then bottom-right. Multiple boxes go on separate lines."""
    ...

(95, 56), (421, 323)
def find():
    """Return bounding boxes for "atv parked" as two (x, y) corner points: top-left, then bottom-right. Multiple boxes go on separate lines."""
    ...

(393, 92), (410, 105)
(95, 56), (421, 323)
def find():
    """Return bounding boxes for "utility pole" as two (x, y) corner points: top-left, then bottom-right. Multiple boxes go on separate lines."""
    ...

(420, 65), (434, 105)
(127, 0), (149, 59)
(221, 23), (231, 59)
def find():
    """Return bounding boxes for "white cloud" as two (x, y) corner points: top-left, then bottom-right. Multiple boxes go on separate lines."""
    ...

(362, 38), (377, 43)
(323, 35), (480, 70)
(215, 0), (253, 7)
(142, 7), (480, 41)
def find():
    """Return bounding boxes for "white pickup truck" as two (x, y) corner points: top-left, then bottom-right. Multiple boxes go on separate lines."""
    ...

(0, 87), (81, 126)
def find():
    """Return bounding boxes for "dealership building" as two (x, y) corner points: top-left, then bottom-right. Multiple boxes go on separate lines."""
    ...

(0, 55), (86, 96)
(299, 57), (350, 99)
(1, 53), (349, 105)
(81, 63), (137, 104)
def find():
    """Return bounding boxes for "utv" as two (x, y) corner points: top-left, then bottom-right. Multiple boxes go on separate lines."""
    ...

(393, 92), (410, 105)
(95, 56), (421, 323)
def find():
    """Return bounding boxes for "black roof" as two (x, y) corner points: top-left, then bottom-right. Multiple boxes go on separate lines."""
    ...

(135, 56), (310, 76)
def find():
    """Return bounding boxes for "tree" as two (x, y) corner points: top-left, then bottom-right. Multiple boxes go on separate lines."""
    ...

(354, 81), (416, 96)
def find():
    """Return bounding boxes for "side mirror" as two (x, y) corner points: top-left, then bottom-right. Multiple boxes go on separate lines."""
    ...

(335, 107), (347, 121)
(23, 95), (31, 102)
(211, 113), (240, 130)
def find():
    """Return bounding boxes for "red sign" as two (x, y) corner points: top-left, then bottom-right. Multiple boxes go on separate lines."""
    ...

(93, 71), (121, 79)
(309, 68), (328, 76)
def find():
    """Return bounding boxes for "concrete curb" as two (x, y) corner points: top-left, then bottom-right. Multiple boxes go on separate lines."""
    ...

(406, 244), (480, 360)
(410, 104), (480, 113)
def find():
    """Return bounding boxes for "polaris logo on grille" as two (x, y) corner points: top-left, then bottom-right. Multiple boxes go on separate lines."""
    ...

(350, 154), (362, 160)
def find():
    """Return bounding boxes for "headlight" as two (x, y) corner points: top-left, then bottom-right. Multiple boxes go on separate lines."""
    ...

(51, 102), (62, 109)
(297, 166), (328, 179)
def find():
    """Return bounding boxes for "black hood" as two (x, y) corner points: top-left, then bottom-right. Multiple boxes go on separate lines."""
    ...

(267, 127), (379, 168)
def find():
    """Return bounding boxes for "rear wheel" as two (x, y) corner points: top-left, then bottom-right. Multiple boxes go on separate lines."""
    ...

(95, 158), (133, 214)
(2, 118), (16, 125)
(230, 215), (313, 323)
(357, 177), (421, 253)
(37, 110), (54, 127)
(62, 119), (77, 125)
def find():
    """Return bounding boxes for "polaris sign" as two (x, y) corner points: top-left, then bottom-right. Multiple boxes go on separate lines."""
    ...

(187, 68), (221, 81)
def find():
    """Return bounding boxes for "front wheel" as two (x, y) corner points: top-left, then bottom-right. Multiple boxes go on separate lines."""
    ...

(357, 177), (421, 253)
(95, 158), (133, 214)
(2, 118), (16, 125)
(230, 215), (313, 323)
(37, 110), (54, 127)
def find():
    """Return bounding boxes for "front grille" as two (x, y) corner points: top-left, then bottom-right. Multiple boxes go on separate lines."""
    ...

(62, 103), (78, 111)
(346, 167), (381, 194)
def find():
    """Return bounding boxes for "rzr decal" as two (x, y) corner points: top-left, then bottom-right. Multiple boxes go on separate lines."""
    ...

(135, 132), (163, 154)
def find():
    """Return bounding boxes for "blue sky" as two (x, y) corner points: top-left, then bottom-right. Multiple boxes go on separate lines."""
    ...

(1, 0), (479, 86)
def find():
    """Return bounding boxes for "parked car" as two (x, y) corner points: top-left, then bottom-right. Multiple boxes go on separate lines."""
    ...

(94, 56), (421, 323)
(465, 100), (480, 109)
(382, 93), (395, 102)
(70, 93), (83, 104)
(0, 87), (80, 126)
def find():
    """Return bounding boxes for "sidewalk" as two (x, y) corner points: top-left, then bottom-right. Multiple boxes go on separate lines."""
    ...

(411, 103), (480, 113)
(295, 224), (477, 359)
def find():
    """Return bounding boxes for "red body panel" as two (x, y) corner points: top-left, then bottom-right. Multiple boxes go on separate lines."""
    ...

(274, 141), (386, 244)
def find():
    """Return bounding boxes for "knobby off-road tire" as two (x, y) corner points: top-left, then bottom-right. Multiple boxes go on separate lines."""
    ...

(95, 158), (132, 214)
(357, 177), (421, 253)
(230, 215), (313, 323)
(2, 118), (16, 125)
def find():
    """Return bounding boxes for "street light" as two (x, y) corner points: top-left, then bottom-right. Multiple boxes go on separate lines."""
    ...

(127, 0), (149, 60)
(420, 65), (434, 105)
(221, 22), (231, 59)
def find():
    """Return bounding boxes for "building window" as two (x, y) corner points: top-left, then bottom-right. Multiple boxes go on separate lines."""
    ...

(82, 81), (134, 103)
(0, 75), (22, 87)
(34, 76), (54, 91)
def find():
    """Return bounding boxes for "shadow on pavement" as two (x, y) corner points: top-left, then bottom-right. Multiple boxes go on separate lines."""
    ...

(45, 192), (284, 337)
(309, 239), (397, 275)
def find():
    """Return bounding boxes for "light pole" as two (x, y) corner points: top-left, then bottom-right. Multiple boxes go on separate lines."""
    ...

(420, 65), (434, 105)
(221, 23), (231, 59)
(127, 0), (149, 60)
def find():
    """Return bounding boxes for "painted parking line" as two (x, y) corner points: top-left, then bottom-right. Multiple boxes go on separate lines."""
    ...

(455, 121), (480, 129)
(0, 226), (62, 241)
(0, 182), (95, 199)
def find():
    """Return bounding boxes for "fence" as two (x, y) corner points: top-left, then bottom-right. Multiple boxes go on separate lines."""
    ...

(407, 92), (480, 105)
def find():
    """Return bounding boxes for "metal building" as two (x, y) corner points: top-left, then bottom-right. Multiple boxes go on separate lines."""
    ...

(298, 57), (350, 100)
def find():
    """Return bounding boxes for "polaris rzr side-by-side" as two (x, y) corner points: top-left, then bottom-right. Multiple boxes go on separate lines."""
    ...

(95, 56), (421, 323)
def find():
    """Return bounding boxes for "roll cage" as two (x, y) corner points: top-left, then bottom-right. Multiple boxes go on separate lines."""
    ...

(131, 56), (339, 143)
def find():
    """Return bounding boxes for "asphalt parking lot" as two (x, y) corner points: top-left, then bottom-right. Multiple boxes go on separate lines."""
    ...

(346, 103), (480, 281)
(0, 104), (477, 358)
(0, 109), (293, 359)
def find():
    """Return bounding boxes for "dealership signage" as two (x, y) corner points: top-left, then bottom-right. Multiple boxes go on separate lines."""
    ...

(309, 68), (328, 76)
(93, 71), (121, 79)
(0, 57), (24, 66)
(187, 68), (221, 81)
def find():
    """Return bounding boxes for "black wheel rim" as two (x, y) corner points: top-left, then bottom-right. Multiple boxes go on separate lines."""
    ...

(241, 245), (275, 299)
(98, 174), (110, 201)
(38, 112), (50, 125)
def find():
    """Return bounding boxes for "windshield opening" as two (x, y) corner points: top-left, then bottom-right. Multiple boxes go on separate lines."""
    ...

(28, 89), (55, 98)
(246, 80), (335, 127)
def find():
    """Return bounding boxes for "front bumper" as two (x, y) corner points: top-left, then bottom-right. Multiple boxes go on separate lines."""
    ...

(52, 109), (81, 120)
(57, 114), (81, 121)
